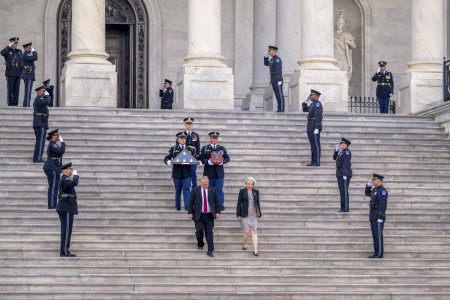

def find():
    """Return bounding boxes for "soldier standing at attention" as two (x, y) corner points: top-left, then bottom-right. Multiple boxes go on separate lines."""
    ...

(333, 138), (352, 212)
(365, 173), (388, 258)
(371, 61), (394, 114)
(160, 79), (174, 109)
(1, 37), (22, 106)
(43, 79), (55, 107)
(43, 129), (66, 209)
(264, 45), (284, 112)
(56, 162), (79, 257)
(182, 117), (200, 189)
(302, 89), (323, 166)
(32, 86), (51, 163)
(21, 42), (38, 107)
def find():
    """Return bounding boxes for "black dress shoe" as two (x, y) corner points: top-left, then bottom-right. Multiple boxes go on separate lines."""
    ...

(207, 250), (214, 257)
(184, 206), (188, 211)
(337, 209), (344, 212)
(176, 207), (181, 211)
(306, 163), (314, 166)
(197, 246), (203, 250)
(253, 252), (259, 257)
(242, 246), (248, 250)
(61, 252), (76, 257)
(368, 254), (382, 258)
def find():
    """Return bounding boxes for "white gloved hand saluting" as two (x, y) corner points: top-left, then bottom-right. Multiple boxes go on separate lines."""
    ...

(377, 66), (381, 73)
(377, 219), (383, 223)
(278, 81), (282, 86)
(31, 47), (36, 52)
(166, 160), (172, 166)
(343, 176), (347, 181)
(335, 144), (340, 152)
(73, 170), (78, 176)
(367, 180), (373, 187)
(313, 129), (319, 135)
(160, 83), (164, 90)
(8, 42), (14, 47)
(389, 93), (393, 97)
(44, 90), (49, 96)
(59, 135), (64, 143)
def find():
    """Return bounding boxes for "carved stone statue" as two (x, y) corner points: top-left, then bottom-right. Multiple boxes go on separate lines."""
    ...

(334, 10), (356, 82)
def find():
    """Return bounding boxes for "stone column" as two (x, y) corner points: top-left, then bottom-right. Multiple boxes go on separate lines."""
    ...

(242, 0), (276, 111)
(398, 0), (444, 113)
(60, 0), (117, 107)
(288, 0), (348, 112)
(176, 0), (234, 110)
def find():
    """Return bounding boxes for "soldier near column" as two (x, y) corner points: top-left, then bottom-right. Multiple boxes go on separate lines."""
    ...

(56, 162), (79, 257)
(333, 138), (352, 212)
(302, 89), (323, 166)
(181, 117), (201, 189)
(43, 129), (66, 209)
(32, 86), (51, 163)
(21, 42), (38, 107)
(43, 79), (55, 107)
(365, 173), (388, 258)
(160, 79), (174, 109)
(1, 37), (22, 106)
(371, 61), (394, 114)
(264, 45), (284, 112)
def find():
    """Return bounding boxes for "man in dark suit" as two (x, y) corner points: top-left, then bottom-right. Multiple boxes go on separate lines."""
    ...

(188, 176), (221, 257)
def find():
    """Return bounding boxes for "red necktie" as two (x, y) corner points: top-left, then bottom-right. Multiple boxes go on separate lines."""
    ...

(203, 188), (207, 213)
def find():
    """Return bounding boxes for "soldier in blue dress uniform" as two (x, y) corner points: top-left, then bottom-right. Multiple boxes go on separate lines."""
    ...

(43, 129), (66, 209)
(56, 162), (79, 257)
(32, 86), (51, 162)
(165, 132), (199, 210)
(264, 46), (284, 112)
(43, 79), (55, 107)
(21, 42), (38, 107)
(333, 138), (352, 212)
(371, 61), (394, 114)
(200, 132), (230, 211)
(180, 117), (201, 189)
(302, 89), (323, 166)
(160, 79), (174, 109)
(1, 37), (22, 106)
(365, 173), (388, 258)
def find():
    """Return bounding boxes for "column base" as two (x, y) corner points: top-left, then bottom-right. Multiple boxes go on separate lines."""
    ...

(398, 71), (443, 114)
(288, 69), (348, 112)
(176, 66), (234, 110)
(242, 84), (267, 111)
(60, 62), (117, 107)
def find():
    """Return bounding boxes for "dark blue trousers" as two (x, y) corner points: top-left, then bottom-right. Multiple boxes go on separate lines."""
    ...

(271, 82), (285, 112)
(370, 220), (384, 257)
(337, 176), (351, 211)
(6, 76), (20, 106)
(195, 212), (215, 251)
(307, 131), (321, 165)
(173, 177), (191, 209)
(190, 164), (197, 189)
(33, 127), (46, 162)
(209, 178), (224, 206)
(377, 97), (389, 114)
(45, 169), (60, 209)
(58, 211), (74, 256)
(23, 79), (33, 107)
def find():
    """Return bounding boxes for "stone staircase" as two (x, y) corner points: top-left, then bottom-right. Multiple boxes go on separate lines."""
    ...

(0, 107), (450, 299)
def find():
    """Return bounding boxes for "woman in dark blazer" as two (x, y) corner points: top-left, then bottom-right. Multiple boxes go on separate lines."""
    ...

(236, 177), (262, 256)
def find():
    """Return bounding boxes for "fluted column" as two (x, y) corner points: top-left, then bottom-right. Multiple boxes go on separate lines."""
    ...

(61, 0), (117, 107)
(399, 0), (444, 113)
(176, 0), (234, 109)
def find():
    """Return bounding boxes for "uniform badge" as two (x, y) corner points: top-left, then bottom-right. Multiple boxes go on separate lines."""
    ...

(169, 90), (172, 93)
(53, 144), (58, 148)
(276, 59), (280, 62)
(345, 151), (349, 155)
(316, 102), (320, 107)
(382, 190), (387, 195)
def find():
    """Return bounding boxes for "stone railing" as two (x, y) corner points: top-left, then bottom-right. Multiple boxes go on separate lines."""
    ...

(417, 100), (450, 138)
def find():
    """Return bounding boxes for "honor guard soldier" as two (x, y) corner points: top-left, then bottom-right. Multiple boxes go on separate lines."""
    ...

(302, 89), (323, 166)
(200, 132), (230, 211)
(21, 42), (38, 107)
(43, 129), (66, 209)
(165, 132), (199, 210)
(264, 45), (284, 112)
(56, 162), (79, 257)
(32, 86), (51, 163)
(1, 37), (22, 106)
(181, 117), (201, 188)
(333, 138), (352, 212)
(365, 173), (388, 258)
(160, 79), (174, 109)
(43, 79), (55, 107)
(371, 61), (394, 114)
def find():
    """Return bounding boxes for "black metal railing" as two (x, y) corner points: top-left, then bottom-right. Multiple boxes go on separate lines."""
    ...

(348, 96), (396, 114)
(443, 57), (450, 102)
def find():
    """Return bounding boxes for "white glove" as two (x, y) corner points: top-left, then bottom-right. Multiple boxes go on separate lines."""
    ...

(166, 160), (172, 166)
(389, 93), (393, 97)
(59, 135), (64, 143)
(367, 180), (373, 187)
(31, 47), (36, 52)
(377, 67), (381, 73)
(44, 90), (49, 96)
(335, 144), (340, 152)
(343, 176), (347, 180)
(160, 84), (164, 90)
(198, 160), (203, 166)
(8, 42), (13, 47)
(73, 170), (78, 176)
(219, 161), (224, 166)
(377, 219), (383, 223)
(208, 159), (214, 166)
(278, 81), (282, 86)
(313, 129), (319, 135)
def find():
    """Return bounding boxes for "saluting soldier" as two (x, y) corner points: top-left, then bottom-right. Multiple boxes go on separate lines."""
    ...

(165, 132), (199, 210)
(32, 86), (51, 163)
(21, 42), (38, 107)
(56, 162), (79, 257)
(43, 129), (66, 209)
(43, 79), (55, 107)
(1, 37), (22, 106)
(371, 61), (394, 114)
(365, 173), (388, 258)
(160, 79), (174, 109)
(264, 45), (284, 112)
(200, 132), (230, 211)
(302, 89), (323, 166)
(333, 138), (352, 212)
(181, 117), (200, 188)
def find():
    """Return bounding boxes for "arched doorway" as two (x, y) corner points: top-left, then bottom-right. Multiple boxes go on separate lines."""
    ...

(57, 0), (149, 108)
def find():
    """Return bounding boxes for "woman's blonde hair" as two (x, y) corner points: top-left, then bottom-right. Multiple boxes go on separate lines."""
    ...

(245, 176), (256, 186)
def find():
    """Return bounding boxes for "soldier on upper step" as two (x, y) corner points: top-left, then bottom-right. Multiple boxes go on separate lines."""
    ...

(43, 129), (66, 209)
(371, 61), (394, 114)
(365, 173), (388, 259)
(302, 89), (323, 167)
(264, 45), (284, 112)
(176, 117), (201, 189)
(43, 79), (55, 107)
(21, 42), (38, 107)
(333, 138), (352, 212)
(32, 86), (51, 163)
(160, 79), (174, 109)
(1, 37), (22, 106)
